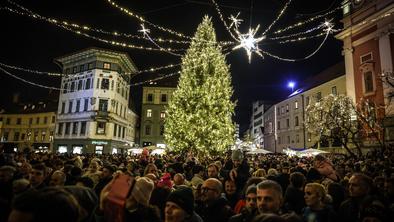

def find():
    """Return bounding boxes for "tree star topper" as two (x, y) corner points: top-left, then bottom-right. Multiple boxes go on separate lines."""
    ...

(233, 25), (266, 63)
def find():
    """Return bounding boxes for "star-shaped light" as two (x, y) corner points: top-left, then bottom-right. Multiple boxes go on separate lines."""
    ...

(233, 25), (266, 63)
(138, 24), (150, 38)
(228, 12), (243, 29)
(321, 19), (335, 34)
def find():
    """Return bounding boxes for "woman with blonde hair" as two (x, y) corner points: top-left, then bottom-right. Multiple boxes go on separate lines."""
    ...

(303, 183), (337, 222)
(253, 169), (266, 178)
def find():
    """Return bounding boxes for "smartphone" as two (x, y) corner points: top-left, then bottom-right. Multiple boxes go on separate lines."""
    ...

(104, 174), (134, 222)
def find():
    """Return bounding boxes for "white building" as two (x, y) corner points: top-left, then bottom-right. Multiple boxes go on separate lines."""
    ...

(53, 48), (138, 154)
(249, 101), (271, 147)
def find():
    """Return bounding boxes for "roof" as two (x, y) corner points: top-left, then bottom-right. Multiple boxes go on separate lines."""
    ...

(0, 100), (58, 114)
(288, 61), (345, 98)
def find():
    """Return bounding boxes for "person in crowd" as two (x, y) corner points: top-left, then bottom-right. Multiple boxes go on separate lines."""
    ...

(29, 163), (47, 190)
(49, 170), (66, 187)
(83, 160), (101, 186)
(284, 172), (306, 214)
(338, 173), (372, 222)
(8, 187), (81, 222)
(0, 165), (16, 222)
(196, 178), (233, 222)
(97, 175), (161, 222)
(144, 163), (159, 178)
(63, 186), (98, 222)
(165, 185), (203, 222)
(302, 183), (337, 222)
(191, 165), (205, 188)
(12, 178), (31, 195)
(75, 176), (95, 189)
(229, 185), (259, 222)
(173, 173), (186, 188)
(327, 182), (345, 212)
(256, 180), (284, 215)
(224, 150), (250, 194)
(207, 163), (220, 179)
(253, 169), (267, 178)
(314, 155), (339, 182)
(94, 164), (116, 198)
(224, 179), (241, 210)
(234, 177), (264, 214)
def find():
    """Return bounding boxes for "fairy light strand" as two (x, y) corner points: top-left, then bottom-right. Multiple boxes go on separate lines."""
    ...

(261, 0), (293, 36)
(210, 0), (238, 41)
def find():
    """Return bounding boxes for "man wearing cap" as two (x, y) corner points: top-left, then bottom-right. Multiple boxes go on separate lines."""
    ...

(165, 185), (203, 222)
(223, 150), (250, 193)
(229, 185), (259, 222)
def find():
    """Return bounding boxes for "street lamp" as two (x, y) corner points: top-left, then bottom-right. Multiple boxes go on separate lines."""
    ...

(287, 81), (295, 92)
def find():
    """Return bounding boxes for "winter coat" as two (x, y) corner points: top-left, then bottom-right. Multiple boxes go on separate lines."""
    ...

(196, 196), (234, 222)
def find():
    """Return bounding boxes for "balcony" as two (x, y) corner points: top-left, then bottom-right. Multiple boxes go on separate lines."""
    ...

(94, 111), (109, 121)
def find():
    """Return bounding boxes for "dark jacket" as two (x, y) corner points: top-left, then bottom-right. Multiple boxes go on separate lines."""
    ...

(223, 159), (250, 193)
(302, 205), (338, 222)
(284, 185), (306, 214)
(196, 196), (234, 222)
(229, 207), (258, 222)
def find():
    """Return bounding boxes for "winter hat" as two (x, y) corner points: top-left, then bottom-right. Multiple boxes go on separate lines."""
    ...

(158, 173), (173, 189)
(167, 185), (194, 215)
(232, 149), (244, 161)
(131, 177), (154, 206)
(246, 185), (257, 195)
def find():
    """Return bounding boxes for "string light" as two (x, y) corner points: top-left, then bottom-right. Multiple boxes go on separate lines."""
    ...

(228, 13), (243, 29)
(0, 62), (63, 77)
(210, 0), (238, 41)
(261, 0), (293, 36)
(0, 66), (62, 90)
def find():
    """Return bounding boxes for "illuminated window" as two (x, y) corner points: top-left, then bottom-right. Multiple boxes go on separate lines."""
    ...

(97, 122), (106, 134)
(103, 62), (111, 69)
(147, 109), (152, 117)
(160, 112), (166, 118)
(295, 101), (298, 109)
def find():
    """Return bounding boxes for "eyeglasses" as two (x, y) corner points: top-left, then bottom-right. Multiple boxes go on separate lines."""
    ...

(201, 187), (217, 192)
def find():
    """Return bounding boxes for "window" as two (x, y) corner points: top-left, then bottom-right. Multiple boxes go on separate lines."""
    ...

(360, 52), (373, 64)
(295, 116), (299, 126)
(85, 78), (91, 89)
(122, 127), (125, 139)
(63, 83), (68, 94)
(116, 82), (120, 93)
(72, 122), (78, 135)
(97, 122), (106, 134)
(16, 118), (21, 125)
(72, 66), (77, 73)
(118, 125), (121, 137)
(98, 99), (108, 112)
(101, 78), (110, 90)
(145, 125), (151, 135)
(147, 109), (152, 117)
(49, 131), (54, 141)
(36, 117), (40, 124)
(58, 123), (64, 135)
(80, 122), (86, 135)
(29, 118), (33, 125)
(281, 107), (284, 114)
(78, 80), (83, 90)
(278, 137), (281, 145)
(34, 131), (38, 142)
(95, 146), (103, 155)
(113, 124), (117, 137)
(364, 71), (374, 93)
(70, 82), (75, 92)
(60, 102), (65, 114)
(160, 112), (166, 118)
(277, 121), (281, 130)
(80, 64), (85, 72)
(41, 131), (46, 141)
(52, 116), (55, 123)
(103, 62), (111, 69)
(111, 80), (114, 90)
(296, 134), (300, 143)
(286, 104), (289, 112)
(65, 123), (71, 135)
(76, 100), (80, 113)
(147, 93), (154, 102)
(96, 78), (100, 89)
(295, 101), (298, 109)
(287, 136), (290, 143)
(88, 62), (94, 69)
(81, 98), (88, 111)
(65, 68), (70, 74)
(305, 96), (310, 106)
(21, 133), (25, 141)
(316, 92), (322, 101)
(44, 117), (48, 124)
(14, 132), (20, 141)
(161, 94), (167, 102)
(6, 118), (10, 125)
(331, 86), (337, 95)
(68, 101), (73, 113)
(72, 146), (83, 154)
(277, 107), (280, 115)
(286, 119), (290, 128)
(160, 125), (164, 135)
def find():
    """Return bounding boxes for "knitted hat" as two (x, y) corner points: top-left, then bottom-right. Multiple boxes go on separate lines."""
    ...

(232, 149), (243, 161)
(167, 186), (194, 215)
(131, 177), (154, 206)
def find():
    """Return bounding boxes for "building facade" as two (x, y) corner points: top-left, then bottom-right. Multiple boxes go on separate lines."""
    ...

(53, 48), (138, 154)
(336, 0), (394, 142)
(140, 86), (176, 147)
(264, 63), (346, 153)
(249, 101), (271, 147)
(0, 103), (56, 152)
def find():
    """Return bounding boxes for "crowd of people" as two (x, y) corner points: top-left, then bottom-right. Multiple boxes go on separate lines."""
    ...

(0, 146), (393, 222)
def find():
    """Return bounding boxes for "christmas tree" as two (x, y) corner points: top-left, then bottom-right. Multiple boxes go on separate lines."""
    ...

(164, 16), (235, 158)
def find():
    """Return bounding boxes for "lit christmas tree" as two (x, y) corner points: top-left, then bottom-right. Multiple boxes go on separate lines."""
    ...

(164, 16), (235, 158)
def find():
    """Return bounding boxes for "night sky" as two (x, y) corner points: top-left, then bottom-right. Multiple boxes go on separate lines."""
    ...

(0, 0), (344, 134)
